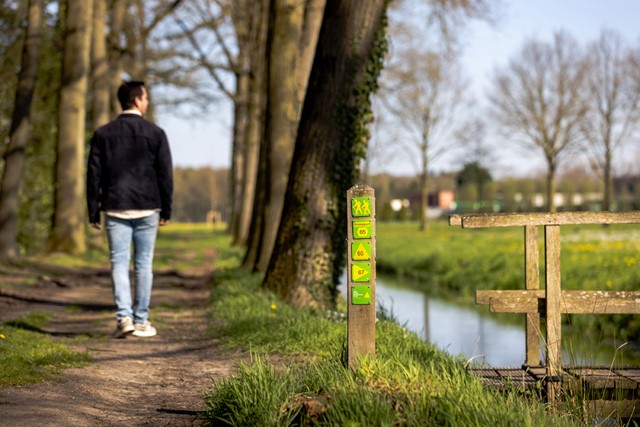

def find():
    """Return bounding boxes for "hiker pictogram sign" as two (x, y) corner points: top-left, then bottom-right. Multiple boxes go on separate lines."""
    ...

(351, 197), (371, 217)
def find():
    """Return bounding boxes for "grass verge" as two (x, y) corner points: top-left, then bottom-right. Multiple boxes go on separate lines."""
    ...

(203, 268), (580, 426)
(0, 313), (91, 388)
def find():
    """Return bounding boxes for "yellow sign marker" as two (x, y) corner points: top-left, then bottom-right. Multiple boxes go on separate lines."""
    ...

(352, 241), (371, 261)
(352, 262), (371, 282)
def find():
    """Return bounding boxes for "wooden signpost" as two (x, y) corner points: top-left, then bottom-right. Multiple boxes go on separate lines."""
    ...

(347, 184), (376, 369)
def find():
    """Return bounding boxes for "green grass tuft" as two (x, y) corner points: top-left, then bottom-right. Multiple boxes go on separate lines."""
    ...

(0, 314), (91, 388)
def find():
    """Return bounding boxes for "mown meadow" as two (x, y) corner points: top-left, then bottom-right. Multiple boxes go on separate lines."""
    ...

(376, 220), (640, 344)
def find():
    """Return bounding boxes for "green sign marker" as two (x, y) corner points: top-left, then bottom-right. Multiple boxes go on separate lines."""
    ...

(352, 262), (371, 282)
(351, 241), (371, 261)
(352, 285), (372, 305)
(351, 197), (372, 217)
(353, 220), (372, 239)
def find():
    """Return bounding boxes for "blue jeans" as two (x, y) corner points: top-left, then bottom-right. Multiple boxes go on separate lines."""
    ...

(105, 213), (159, 324)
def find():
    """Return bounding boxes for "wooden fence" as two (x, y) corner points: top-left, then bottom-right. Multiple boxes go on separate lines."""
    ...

(449, 212), (640, 403)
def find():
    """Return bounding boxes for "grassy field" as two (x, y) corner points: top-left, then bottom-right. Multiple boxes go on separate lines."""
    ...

(376, 220), (640, 342)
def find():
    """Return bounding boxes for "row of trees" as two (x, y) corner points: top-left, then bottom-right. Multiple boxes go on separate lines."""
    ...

(491, 30), (640, 214)
(0, 0), (491, 309)
(173, 167), (228, 223)
(0, 0), (191, 257)
(369, 11), (640, 227)
(172, 164), (626, 226)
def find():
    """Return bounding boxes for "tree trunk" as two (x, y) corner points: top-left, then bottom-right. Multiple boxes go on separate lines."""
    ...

(419, 146), (428, 231)
(262, 0), (387, 308)
(48, 0), (93, 254)
(252, 0), (325, 272)
(295, 0), (325, 105)
(228, 0), (252, 238)
(229, 66), (249, 237)
(91, 0), (110, 129)
(241, 0), (272, 267)
(245, 0), (325, 271)
(603, 149), (612, 211)
(233, 0), (268, 247)
(0, 0), (43, 259)
(546, 157), (557, 213)
(108, 0), (125, 118)
(241, 125), (267, 269)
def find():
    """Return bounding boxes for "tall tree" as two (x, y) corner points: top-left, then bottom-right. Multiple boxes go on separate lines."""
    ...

(582, 30), (640, 211)
(228, 0), (251, 242)
(123, 0), (185, 121)
(0, 0), (43, 258)
(108, 0), (125, 118)
(166, 0), (250, 241)
(456, 161), (492, 211)
(232, 0), (269, 247)
(90, 0), (110, 129)
(381, 50), (468, 230)
(490, 32), (589, 212)
(47, 0), (93, 253)
(262, 0), (388, 308)
(243, 0), (326, 272)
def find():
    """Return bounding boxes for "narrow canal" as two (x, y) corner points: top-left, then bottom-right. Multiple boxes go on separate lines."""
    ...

(340, 275), (640, 367)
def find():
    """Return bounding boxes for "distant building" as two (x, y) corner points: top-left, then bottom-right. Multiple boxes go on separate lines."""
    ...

(429, 190), (455, 210)
(517, 192), (602, 209)
(404, 190), (456, 219)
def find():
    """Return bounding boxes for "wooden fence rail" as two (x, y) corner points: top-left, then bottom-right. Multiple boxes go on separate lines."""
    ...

(449, 211), (640, 403)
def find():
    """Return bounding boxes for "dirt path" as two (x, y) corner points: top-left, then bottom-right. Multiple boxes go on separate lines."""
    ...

(0, 260), (239, 426)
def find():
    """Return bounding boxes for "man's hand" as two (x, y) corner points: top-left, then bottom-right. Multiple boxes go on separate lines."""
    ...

(160, 219), (170, 227)
(91, 223), (102, 231)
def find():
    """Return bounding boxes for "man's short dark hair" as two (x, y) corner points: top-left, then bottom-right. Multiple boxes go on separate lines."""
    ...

(117, 81), (145, 110)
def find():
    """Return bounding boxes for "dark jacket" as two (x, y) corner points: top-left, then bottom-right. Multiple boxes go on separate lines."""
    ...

(86, 113), (173, 224)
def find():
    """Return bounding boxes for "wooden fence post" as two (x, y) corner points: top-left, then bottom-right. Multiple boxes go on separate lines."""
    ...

(347, 183), (376, 369)
(524, 225), (541, 366)
(545, 225), (562, 402)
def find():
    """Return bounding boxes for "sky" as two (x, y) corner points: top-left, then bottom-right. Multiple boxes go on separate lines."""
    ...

(160, 0), (640, 177)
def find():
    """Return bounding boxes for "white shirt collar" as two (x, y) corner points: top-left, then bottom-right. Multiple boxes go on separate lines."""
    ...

(121, 109), (142, 116)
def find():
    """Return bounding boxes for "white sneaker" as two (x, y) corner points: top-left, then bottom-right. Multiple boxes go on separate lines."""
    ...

(113, 316), (134, 338)
(132, 321), (157, 337)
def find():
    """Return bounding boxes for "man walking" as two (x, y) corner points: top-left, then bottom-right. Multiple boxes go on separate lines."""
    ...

(87, 81), (173, 338)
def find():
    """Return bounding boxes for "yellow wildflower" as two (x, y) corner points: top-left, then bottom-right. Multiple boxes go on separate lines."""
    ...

(271, 303), (277, 310)
(0, 333), (5, 339)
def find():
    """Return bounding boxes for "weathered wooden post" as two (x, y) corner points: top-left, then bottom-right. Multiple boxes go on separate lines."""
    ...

(524, 225), (541, 367)
(545, 225), (562, 403)
(347, 183), (376, 369)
